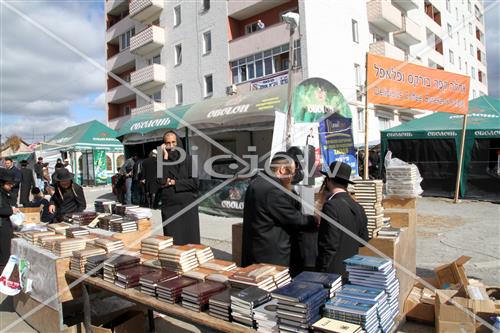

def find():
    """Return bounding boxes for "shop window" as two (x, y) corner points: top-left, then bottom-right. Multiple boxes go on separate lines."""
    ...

(106, 155), (112, 171)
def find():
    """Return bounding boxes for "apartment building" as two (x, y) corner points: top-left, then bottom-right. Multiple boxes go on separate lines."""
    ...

(105, 0), (488, 146)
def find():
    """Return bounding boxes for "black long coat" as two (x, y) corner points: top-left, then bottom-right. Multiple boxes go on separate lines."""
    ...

(316, 192), (369, 276)
(141, 157), (159, 194)
(159, 153), (200, 245)
(0, 187), (14, 266)
(20, 167), (35, 206)
(241, 173), (315, 268)
(49, 183), (86, 222)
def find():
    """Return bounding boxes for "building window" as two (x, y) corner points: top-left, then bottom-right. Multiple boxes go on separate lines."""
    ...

(468, 0), (471, 12)
(455, 7), (459, 21)
(456, 32), (460, 45)
(463, 38), (467, 50)
(357, 108), (364, 132)
(202, 0), (210, 12)
(471, 66), (475, 79)
(473, 90), (476, 98)
(175, 44), (182, 65)
(465, 61), (468, 74)
(446, 0), (450, 11)
(245, 22), (260, 35)
(119, 28), (134, 51)
(352, 19), (359, 43)
(202, 31), (212, 55)
(122, 105), (131, 116)
(470, 44), (474, 56)
(150, 90), (161, 102)
(354, 63), (362, 87)
(174, 5), (181, 27)
(175, 84), (183, 105)
(459, 56), (462, 70)
(230, 41), (301, 84)
(148, 54), (161, 65)
(204, 74), (213, 97)
(447, 24), (452, 38)
(378, 116), (390, 131)
(449, 50), (454, 64)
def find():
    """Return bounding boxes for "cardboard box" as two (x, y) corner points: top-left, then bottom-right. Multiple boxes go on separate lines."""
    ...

(434, 256), (471, 290)
(405, 286), (435, 324)
(91, 311), (145, 333)
(19, 207), (41, 224)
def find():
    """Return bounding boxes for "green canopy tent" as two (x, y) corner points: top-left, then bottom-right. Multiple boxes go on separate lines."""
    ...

(381, 96), (500, 201)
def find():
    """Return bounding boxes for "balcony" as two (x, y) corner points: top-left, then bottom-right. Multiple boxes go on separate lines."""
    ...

(130, 64), (166, 91)
(229, 22), (289, 61)
(130, 25), (165, 56)
(107, 49), (135, 72)
(131, 102), (166, 116)
(129, 0), (163, 22)
(106, 16), (134, 42)
(367, 0), (402, 32)
(106, 0), (128, 15)
(228, 0), (289, 20)
(427, 49), (444, 68)
(391, 0), (419, 11)
(369, 41), (405, 61)
(107, 84), (135, 104)
(394, 16), (421, 45)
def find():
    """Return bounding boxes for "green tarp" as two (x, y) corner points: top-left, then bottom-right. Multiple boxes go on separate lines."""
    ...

(48, 120), (123, 152)
(381, 96), (500, 199)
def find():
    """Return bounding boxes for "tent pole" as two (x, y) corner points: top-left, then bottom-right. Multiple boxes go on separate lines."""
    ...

(454, 113), (468, 203)
(363, 52), (370, 180)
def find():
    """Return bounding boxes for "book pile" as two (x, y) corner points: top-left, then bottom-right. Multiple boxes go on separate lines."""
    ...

(37, 234), (66, 251)
(294, 271), (342, 299)
(71, 211), (98, 226)
(125, 207), (152, 220)
(53, 238), (87, 257)
(94, 237), (124, 253)
(271, 266), (291, 289)
(98, 214), (123, 231)
(159, 245), (199, 274)
(312, 317), (362, 333)
(66, 227), (90, 238)
(23, 231), (55, 244)
(183, 267), (218, 281)
(114, 204), (139, 216)
(200, 259), (237, 272)
(186, 244), (214, 264)
(206, 270), (237, 284)
(353, 180), (384, 238)
(47, 222), (71, 234)
(345, 255), (399, 331)
(231, 286), (271, 328)
(376, 226), (400, 239)
(141, 236), (173, 257)
(110, 218), (138, 233)
(103, 254), (140, 283)
(85, 254), (110, 278)
(156, 276), (198, 303)
(208, 289), (234, 321)
(115, 265), (158, 289)
(229, 264), (278, 291)
(324, 293), (379, 333)
(94, 199), (116, 213)
(70, 247), (107, 273)
(271, 281), (328, 333)
(385, 164), (421, 197)
(254, 299), (279, 333)
(139, 268), (177, 296)
(181, 281), (226, 312)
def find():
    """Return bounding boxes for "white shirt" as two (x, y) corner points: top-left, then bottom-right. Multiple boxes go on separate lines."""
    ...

(65, 165), (73, 173)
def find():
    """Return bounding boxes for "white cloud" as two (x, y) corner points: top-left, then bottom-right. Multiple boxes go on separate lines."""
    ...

(3, 115), (78, 141)
(92, 93), (106, 110)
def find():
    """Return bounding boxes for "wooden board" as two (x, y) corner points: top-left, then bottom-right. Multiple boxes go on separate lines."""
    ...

(57, 257), (82, 303)
(382, 197), (417, 210)
(67, 271), (255, 333)
(232, 223), (243, 266)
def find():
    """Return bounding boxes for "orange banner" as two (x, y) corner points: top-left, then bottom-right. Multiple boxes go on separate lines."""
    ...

(367, 53), (470, 115)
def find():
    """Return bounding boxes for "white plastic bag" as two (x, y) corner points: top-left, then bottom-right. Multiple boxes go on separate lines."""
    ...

(384, 151), (423, 197)
(10, 212), (25, 228)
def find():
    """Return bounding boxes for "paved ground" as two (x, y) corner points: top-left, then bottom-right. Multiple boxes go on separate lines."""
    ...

(1, 186), (498, 332)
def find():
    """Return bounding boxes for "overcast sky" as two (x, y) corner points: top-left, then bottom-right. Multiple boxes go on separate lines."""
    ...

(0, 1), (498, 142)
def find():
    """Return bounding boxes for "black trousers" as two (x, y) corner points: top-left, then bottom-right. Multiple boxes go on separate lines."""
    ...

(0, 221), (13, 266)
(9, 188), (19, 207)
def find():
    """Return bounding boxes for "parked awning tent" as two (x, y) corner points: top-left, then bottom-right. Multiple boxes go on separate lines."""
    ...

(381, 96), (500, 201)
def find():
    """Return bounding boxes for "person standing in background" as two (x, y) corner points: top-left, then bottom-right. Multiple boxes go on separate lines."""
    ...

(19, 160), (35, 206)
(64, 159), (73, 173)
(0, 169), (20, 270)
(141, 149), (159, 208)
(3, 158), (21, 206)
(34, 157), (44, 190)
(121, 156), (135, 205)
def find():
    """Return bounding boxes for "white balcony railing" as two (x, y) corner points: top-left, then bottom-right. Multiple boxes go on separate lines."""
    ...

(131, 102), (166, 116)
(130, 64), (166, 90)
(130, 25), (165, 56)
(367, 0), (402, 32)
(394, 16), (422, 45)
(129, 0), (163, 22)
(391, 0), (419, 11)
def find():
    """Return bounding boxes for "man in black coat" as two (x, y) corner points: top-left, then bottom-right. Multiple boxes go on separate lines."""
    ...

(140, 149), (159, 208)
(316, 161), (369, 278)
(48, 168), (86, 222)
(19, 160), (35, 206)
(241, 153), (316, 268)
(4, 158), (21, 206)
(34, 157), (44, 190)
(0, 168), (20, 269)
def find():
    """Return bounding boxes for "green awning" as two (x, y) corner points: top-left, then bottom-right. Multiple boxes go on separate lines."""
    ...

(48, 120), (123, 152)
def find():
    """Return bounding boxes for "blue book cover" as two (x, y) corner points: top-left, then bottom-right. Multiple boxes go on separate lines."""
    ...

(326, 295), (378, 316)
(271, 281), (324, 303)
(293, 271), (342, 288)
(344, 255), (392, 271)
(337, 284), (386, 302)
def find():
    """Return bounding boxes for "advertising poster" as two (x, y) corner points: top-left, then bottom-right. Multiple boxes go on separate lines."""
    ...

(93, 150), (108, 185)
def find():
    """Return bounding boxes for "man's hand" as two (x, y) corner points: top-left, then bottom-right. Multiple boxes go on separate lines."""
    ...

(314, 213), (321, 228)
(161, 144), (169, 160)
(12, 207), (20, 214)
(166, 178), (176, 186)
(49, 205), (56, 214)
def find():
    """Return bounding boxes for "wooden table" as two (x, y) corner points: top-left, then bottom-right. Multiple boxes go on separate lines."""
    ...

(66, 271), (255, 333)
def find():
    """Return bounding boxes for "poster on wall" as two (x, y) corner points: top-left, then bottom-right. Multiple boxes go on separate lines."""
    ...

(319, 113), (358, 177)
(93, 150), (108, 186)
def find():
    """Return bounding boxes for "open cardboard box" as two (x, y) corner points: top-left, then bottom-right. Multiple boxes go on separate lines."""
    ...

(405, 277), (438, 325)
(90, 310), (145, 333)
(433, 256), (471, 290)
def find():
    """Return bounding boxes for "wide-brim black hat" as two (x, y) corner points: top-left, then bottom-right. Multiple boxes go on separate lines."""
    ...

(0, 168), (15, 183)
(320, 161), (354, 184)
(53, 168), (74, 182)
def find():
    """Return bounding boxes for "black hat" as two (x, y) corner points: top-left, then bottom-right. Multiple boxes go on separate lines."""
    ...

(0, 168), (15, 183)
(20, 160), (28, 167)
(53, 168), (74, 182)
(320, 161), (354, 185)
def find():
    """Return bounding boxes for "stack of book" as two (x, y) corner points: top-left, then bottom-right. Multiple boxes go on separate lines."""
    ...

(293, 271), (342, 299)
(156, 276), (198, 303)
(324, 293), (379, 333)
(186, 244), (214, 264)
(71, 211), (98, 226)
(254, 299), (279, 333)
(125, 207), (152, 220)
(181, 281), (226, 312)
(85, 254), (110, 277)
(200, 259), (237, 272)
(377, 226), (400, 239)
(139, 268), (178, 296)
(311, 317), (363, 333)
(70, 247), (107, 273)
(206, 271), (237, 284)
(114, 204), (139, 216)
(110, 218), (138, 233)
(231, 286), (271, 328)
(159, 245), (199, 274)
(37, 234), (66, 250)
(385, 164), (420, 197)
(94, 199), (116, 213)
(229, 264), (277, 291)
(115, 265), (159, 289)
(345, 255), (399, 331)
(66, 227), (90, 238)
(94, 237), (124, 253)
(271, 266), (291, 289)
(183, 267), (218, 281)
(53, 238), (87, 257)
(23, 231), (55, 244)
(353, 180), (384, 238)
(271, 281), (328, 333)
(103, 254), (140, 284)
(141, 236), (173, 257)
(47, 222), (71, 234)
(98, 214), (123, 231)
(208, 289), (234, 321)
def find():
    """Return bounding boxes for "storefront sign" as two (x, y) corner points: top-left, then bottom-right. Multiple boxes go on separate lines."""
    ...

(129, 117), (171, 131)
(367, 53), (470, 115)
(207, 104), (250, 119)
(251, 73), (288, 90)
(93, 150), (108, 185)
